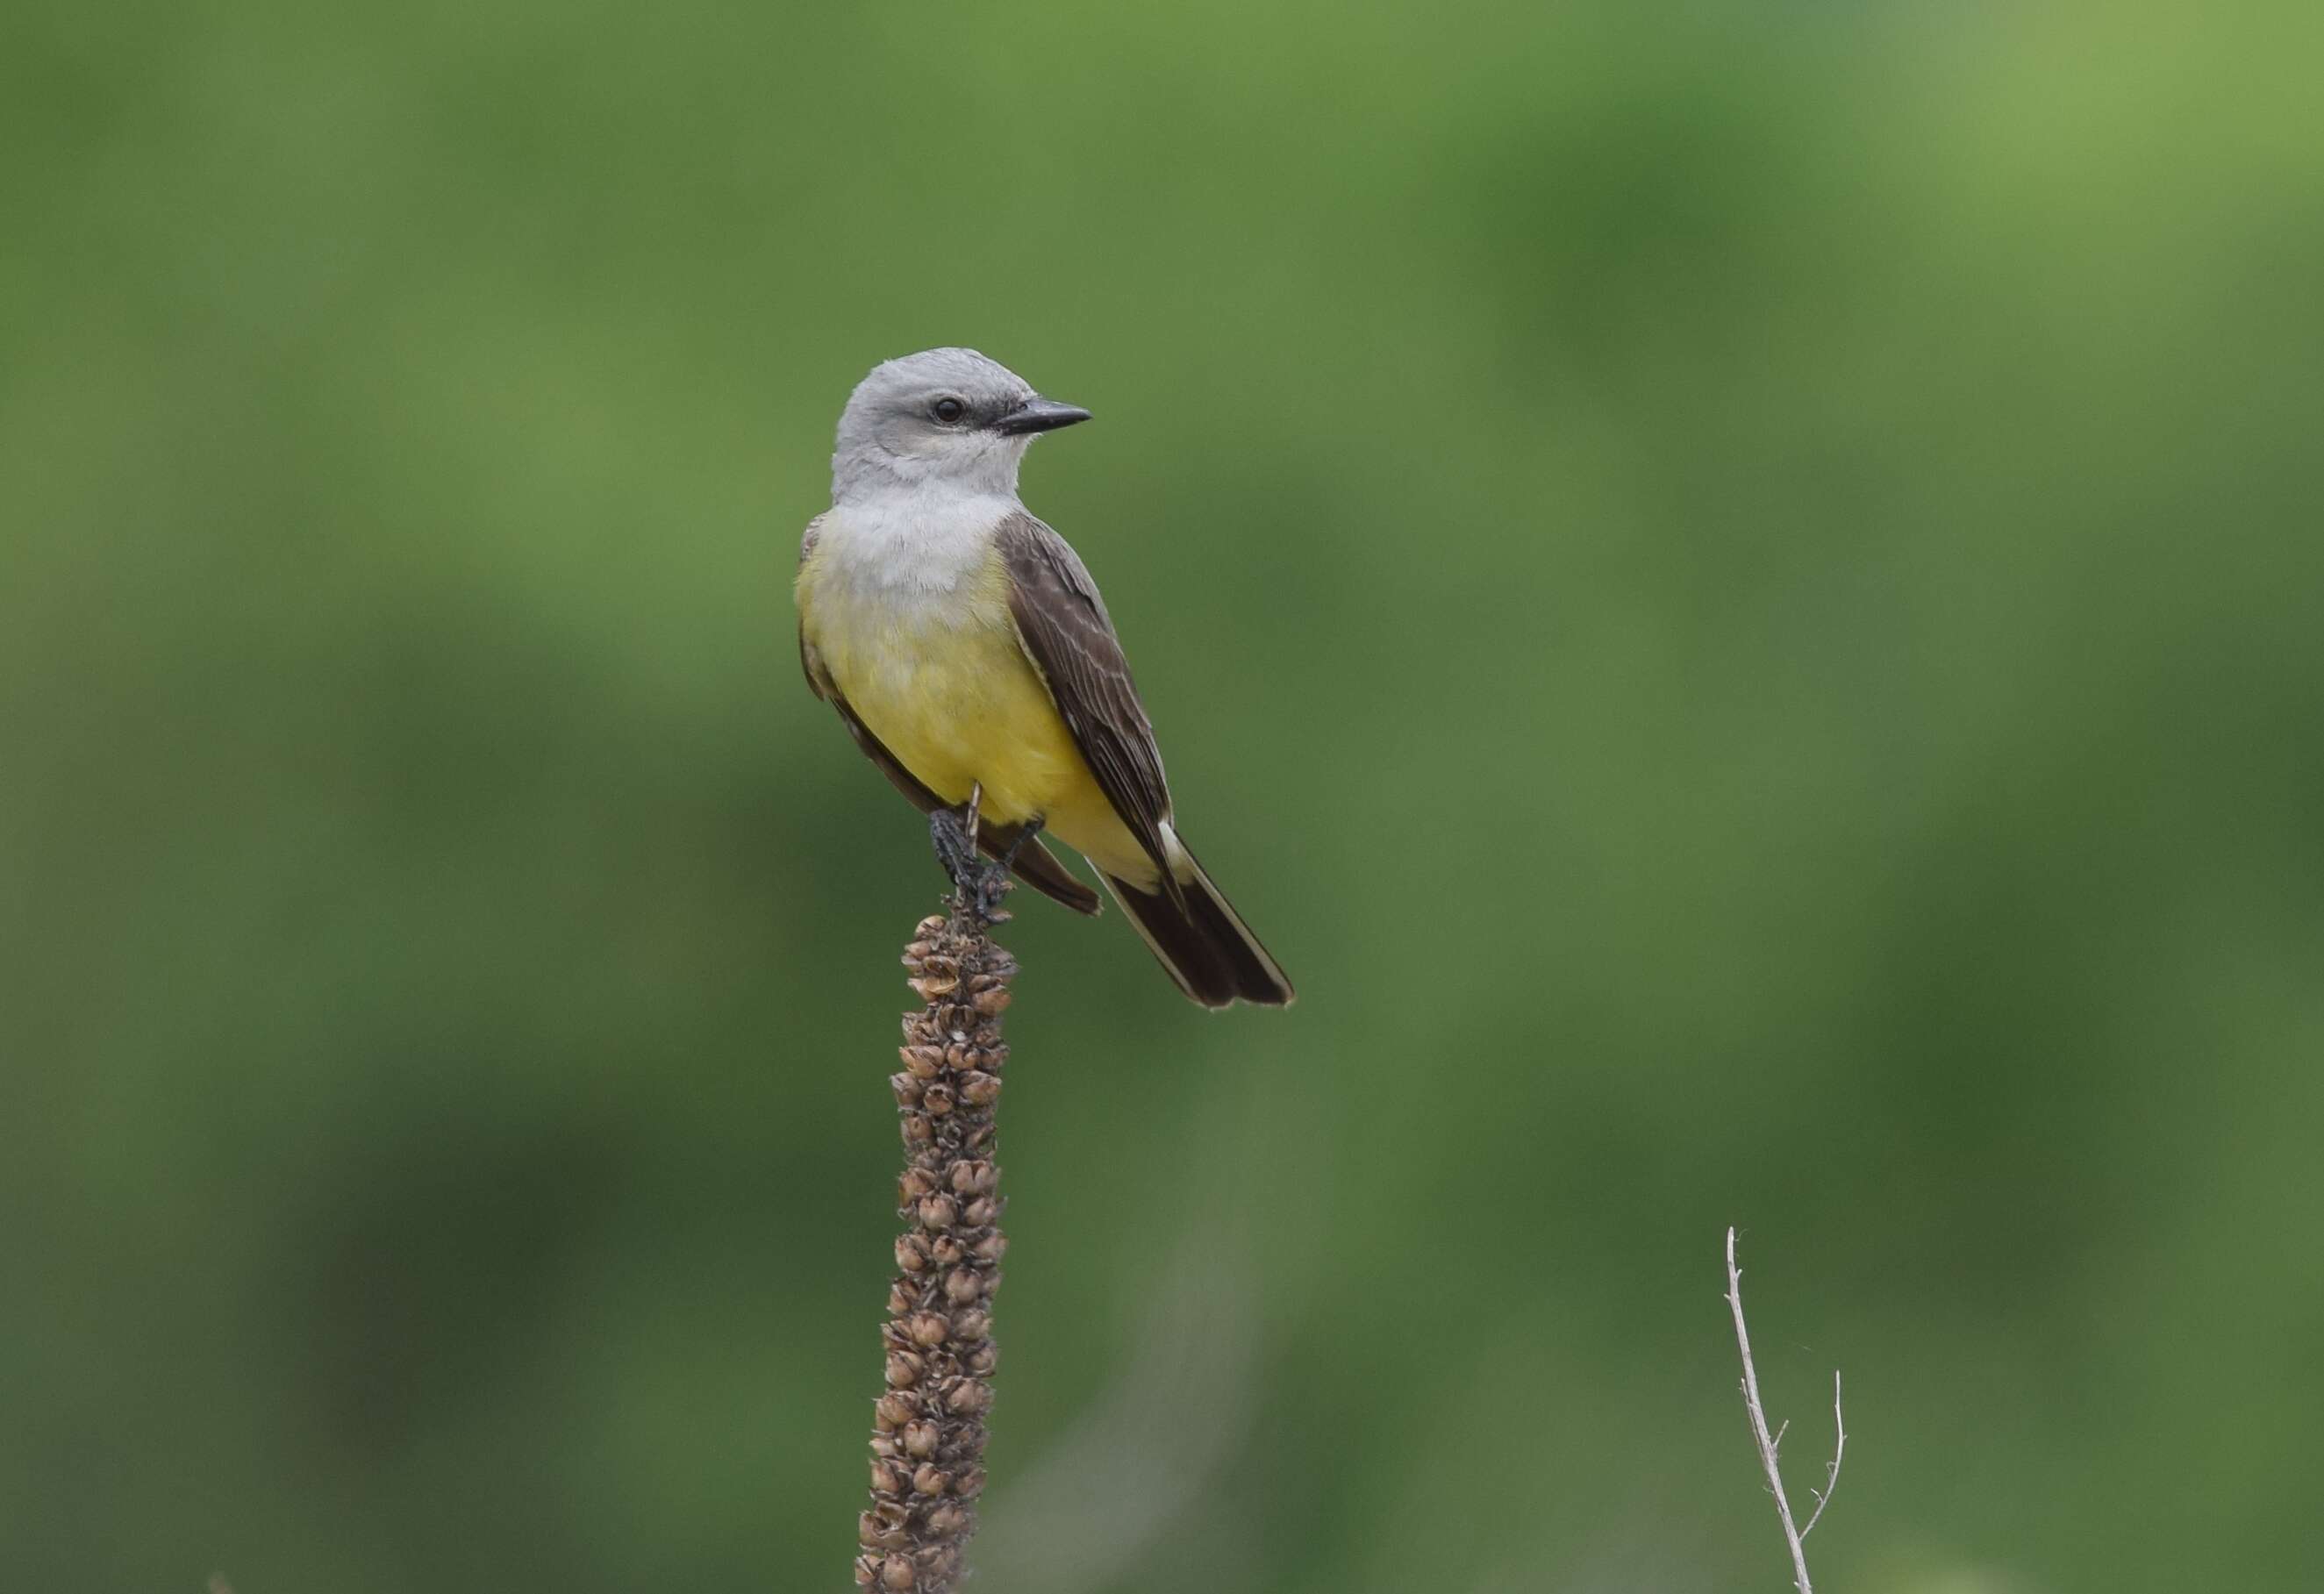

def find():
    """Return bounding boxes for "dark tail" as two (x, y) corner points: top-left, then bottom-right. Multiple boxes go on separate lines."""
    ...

(1103, 845), (1293, 1009)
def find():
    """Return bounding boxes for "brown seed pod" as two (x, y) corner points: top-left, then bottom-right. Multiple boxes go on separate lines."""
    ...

(874, 1392), (917, 1430)
(946, 1379), (992, 1416)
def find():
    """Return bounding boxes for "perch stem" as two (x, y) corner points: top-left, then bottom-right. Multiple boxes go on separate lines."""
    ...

(854, 874), (1019, 1593)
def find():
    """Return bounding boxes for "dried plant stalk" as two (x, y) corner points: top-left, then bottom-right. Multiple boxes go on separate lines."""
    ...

(854, 900), (1016, 1593)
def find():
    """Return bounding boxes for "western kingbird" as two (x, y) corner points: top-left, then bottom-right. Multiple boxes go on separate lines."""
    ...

(795, 347), (1293, 1008)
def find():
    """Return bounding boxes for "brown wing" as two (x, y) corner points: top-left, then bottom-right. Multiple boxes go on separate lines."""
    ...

(994, 511), (1183, 910)
(798, 519), (1099, 916)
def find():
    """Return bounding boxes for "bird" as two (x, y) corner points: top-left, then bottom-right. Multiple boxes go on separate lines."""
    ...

(795, 347), (1293, 1009)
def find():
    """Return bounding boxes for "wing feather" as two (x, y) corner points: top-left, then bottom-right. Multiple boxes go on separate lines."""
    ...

(995, 511), (1182, 906)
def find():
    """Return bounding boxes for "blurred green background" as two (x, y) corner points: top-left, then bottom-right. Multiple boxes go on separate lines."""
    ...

(5, 0), (2321, 1589)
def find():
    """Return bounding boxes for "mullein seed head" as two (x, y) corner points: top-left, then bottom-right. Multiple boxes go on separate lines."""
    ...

(860, 894), (1018, 1592)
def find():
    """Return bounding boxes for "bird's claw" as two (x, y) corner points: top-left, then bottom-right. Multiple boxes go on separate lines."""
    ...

(929, 807), (978, 884)
(970, 862), (1014, 924)
(928, 807), (1014, 925)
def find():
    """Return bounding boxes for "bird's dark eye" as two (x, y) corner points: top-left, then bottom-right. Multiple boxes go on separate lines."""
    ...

(932, 397), (968, 425)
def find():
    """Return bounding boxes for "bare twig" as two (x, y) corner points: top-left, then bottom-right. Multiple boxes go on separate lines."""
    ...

(1800, 1371), (1845, 1540)
(1724, 1227), (1845, 1594)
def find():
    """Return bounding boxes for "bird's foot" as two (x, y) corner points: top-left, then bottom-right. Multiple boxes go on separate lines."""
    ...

(969, 860), (1014, 925)
(929, 806), (1015, 925)
(928, 805), (983, 890)
(972, 816), (1048, 923)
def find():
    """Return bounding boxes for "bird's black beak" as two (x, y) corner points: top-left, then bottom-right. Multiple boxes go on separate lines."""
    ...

(994, 397), (1092, 435)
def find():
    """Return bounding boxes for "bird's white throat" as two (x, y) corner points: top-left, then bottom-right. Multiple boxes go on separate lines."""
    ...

(817, 482), (1019, 600)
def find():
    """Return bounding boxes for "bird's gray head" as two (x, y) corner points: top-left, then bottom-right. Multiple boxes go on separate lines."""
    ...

(832, 347), (1090, 503)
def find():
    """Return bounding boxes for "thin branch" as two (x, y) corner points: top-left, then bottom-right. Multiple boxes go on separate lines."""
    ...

(1724, 1227), (1845, 1594)
(1800, 1371), (1846, 1540)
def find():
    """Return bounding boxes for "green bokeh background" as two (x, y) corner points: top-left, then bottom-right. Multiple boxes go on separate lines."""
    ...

(6, 2), (2321, 1590)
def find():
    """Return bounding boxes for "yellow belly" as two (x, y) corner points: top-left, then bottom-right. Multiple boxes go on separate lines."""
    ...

(798, 544), (1155, 884)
